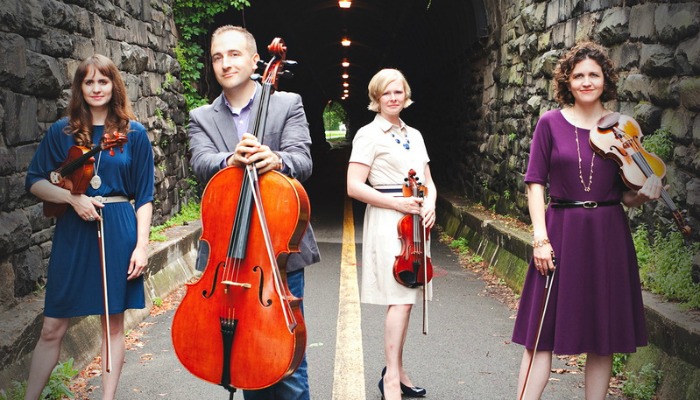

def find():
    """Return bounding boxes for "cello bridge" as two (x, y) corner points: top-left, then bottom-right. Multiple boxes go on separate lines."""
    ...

(221, 280), (252, 289)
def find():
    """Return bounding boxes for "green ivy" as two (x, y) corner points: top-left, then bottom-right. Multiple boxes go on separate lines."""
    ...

(634, 224), (700, 309)
(173, 0), (250, 111)
(642, 128), (674, 161)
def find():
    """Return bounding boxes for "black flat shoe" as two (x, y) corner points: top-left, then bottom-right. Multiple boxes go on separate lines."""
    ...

(381, 367), (427, 397)
(378, 377), (385, 399)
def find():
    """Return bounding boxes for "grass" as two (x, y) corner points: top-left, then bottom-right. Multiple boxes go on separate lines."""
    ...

(149, 201), (201, 242)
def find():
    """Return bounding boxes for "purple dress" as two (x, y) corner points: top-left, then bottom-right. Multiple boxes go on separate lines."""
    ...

(511, 110), (647, 355)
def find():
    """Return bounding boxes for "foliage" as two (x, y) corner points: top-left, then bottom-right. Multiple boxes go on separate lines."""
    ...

(173, 0), (250, 111)
(150, 201), (201, 242)
(449, 237), (469, 253)
(622, 363), (663, 400)
(612, 353), (629, 377)
(642, 127), (674, 161)
(0, 359), (78, 400)
(42, 358), (78, 399)
(634, 224), (700, 309)
(0, 381), (25, 400)
(323, 101), (348, 131)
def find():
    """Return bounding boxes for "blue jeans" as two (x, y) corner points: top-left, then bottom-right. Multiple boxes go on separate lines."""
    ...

(243, 269), (309, 400)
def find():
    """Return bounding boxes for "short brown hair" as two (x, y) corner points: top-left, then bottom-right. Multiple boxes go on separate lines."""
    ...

(553, 41), (618, 106)
(367, 68), (414, 112)
(211, 25), (257, 56)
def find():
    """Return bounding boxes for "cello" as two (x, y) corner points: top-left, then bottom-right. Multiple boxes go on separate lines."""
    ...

(394, 169), (433, 333)
(590, 112), (691, 236)
(171, 38), (308, 396)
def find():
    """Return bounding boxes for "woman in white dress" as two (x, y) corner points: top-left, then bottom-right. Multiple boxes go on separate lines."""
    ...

(347, 68), (437, 400)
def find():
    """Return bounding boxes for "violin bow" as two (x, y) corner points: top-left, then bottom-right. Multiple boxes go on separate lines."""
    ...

(96, 208), (113, 373)
(519, 252), (557, 400)
(422, 225), (429, 335)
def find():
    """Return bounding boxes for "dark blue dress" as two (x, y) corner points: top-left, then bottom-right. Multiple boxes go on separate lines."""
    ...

(25, 118), (154, 318)
(511, 110), (647, 355)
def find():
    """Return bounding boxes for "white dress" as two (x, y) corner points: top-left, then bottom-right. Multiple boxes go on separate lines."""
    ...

(349, 114), (433, 305)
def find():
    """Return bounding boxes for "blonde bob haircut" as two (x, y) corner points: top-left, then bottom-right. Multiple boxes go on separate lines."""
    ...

(367, 68), (413, 112)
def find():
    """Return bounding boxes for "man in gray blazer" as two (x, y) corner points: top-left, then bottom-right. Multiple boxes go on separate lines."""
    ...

(187, 25), (320, 400)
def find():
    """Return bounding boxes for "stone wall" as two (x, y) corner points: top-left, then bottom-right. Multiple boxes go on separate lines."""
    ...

(429, 0), (700, 280)
(0, 0), (193, 315)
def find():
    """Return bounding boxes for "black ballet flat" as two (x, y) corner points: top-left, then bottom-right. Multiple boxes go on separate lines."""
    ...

(378, 377), (385, 399)
(381, 367), (427, 397)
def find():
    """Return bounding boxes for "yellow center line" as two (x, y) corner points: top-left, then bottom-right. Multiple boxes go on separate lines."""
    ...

(332, 196), (365, 400)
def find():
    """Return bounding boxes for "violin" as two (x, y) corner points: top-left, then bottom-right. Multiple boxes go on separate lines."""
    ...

(44, 132), (128, 217)
(590, 112), (691, 236)
(171, 38), (308, 395)
(394, 169), (433, 333)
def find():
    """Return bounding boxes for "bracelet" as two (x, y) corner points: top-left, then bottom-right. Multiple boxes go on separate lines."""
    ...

(532, 238), (550, 248)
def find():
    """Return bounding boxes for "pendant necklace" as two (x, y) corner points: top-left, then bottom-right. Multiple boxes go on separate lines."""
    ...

(573, 110), (595, 192)
(390, 130), (410, 150)
(90, 151), (103, 189)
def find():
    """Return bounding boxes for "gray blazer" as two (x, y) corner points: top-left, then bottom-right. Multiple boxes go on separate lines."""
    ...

(188, 83), (320, 271)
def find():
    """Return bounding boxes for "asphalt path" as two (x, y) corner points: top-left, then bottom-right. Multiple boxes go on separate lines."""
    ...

(81, 149), (597, 399)
(80, 191), (596, 400)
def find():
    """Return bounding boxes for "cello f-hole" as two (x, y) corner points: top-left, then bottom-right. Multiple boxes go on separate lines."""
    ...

(253, 265), (273, 307)
(202, 262), (225, 298)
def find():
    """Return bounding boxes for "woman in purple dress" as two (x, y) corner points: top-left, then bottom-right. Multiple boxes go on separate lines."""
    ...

(512, 42), (663, 399)
(24, 54), (154, 400)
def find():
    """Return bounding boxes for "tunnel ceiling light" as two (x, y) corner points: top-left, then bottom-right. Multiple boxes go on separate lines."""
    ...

(342, 72), (349, 79)
(338, 1), (351, 9)
(343, 89), (349, 93)
(341, 37), (351, 47)
(343, 82), (349, 87)
(341, 59), (350, 67)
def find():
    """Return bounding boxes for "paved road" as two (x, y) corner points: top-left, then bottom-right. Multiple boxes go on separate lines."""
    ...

(82, 148), (594, 399)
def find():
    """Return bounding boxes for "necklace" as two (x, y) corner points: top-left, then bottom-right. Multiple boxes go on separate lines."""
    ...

(574, 124), (595, 192)
(90, 151), (102, 189)
(390, 131), (410, 150)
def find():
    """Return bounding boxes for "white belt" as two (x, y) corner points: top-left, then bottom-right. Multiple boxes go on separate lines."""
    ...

(93, 195), (130, 204)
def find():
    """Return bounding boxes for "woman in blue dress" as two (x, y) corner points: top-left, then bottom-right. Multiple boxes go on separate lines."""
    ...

(24, 54), (154, 400)
(512, 42), (663, 400)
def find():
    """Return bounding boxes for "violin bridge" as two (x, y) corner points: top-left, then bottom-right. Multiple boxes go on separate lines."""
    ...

(221, 280), (252, 289)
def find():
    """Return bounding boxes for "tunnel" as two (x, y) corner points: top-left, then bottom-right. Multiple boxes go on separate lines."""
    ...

(201, 0), (489, 166)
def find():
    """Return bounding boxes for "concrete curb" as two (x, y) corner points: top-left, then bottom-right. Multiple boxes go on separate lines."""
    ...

(0, 221), (202, 389)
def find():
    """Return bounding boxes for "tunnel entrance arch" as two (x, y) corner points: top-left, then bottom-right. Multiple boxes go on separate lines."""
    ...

(323, 100), (349, 142)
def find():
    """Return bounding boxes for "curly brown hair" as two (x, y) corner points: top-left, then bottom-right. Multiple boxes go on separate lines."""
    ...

(553, 41), (618, 106)
(66, 54), (134, 146)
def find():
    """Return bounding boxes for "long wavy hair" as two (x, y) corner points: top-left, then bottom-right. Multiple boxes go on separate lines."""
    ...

(553, 41), (618, 106)
(66, 54), (134, 146)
